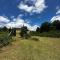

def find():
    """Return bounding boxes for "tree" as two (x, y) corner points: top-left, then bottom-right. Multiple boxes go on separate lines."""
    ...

(9, 28), (11, 33)
(51, 20), (60, 30)
(40, 22), (51, 32)
(36, 27), (40, 32)
(20, 26), (29, 39)
(12, 28), (16, 36)
(8, 28), (16, 36)
(2, 26), (8, 31)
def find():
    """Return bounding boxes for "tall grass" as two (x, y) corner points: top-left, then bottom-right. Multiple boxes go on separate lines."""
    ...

(0, 31), (12, 48)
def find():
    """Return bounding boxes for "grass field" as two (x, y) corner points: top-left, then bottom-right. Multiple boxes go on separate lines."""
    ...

(0, 31), (60, 60)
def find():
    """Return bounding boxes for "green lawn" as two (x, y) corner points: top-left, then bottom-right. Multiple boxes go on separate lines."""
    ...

(0, 31), (60, 60)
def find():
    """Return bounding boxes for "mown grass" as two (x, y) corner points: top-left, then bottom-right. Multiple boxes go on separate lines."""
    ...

(0, 31), (60, 60)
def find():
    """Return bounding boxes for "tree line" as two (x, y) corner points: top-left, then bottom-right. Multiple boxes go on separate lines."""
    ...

(30, 20), (60, 38)
(36, 20), (60, 33)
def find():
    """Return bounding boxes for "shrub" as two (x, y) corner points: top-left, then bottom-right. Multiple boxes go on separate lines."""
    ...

(12, 28), (16, 36)
(31, 37), (39, 41)
(39, 31), (60, 38)
(8, 28), (16, 36)
(20, 26), (31, 39)
(40, 22), (51, 33)
(30, 31), (60, 38)
(0, 32), (12, 48)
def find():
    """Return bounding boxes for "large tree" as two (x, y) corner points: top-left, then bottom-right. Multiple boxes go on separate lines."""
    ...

(51, 20), (60, 30)
(36, 27), (40, 32)
(2, 26), (8, 31)
(40, 22), (51, 32)
(20, 26), (29, 38)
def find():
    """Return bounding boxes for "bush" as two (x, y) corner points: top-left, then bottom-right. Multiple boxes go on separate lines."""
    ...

(0, 27), (8, 32)
(12, 28), (16, 36)
(30, 31), (40, 36)
(39, 31), (60, 38)
(30, 31), (60, 38)
(9, 28), (16, 36)
(31, 37), (39, 41)
(0, 32), (12, 48)
(20, 33), (31, 39)
(20, 26), (31, 39)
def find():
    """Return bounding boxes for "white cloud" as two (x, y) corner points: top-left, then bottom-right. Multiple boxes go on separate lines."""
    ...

(18, 0), (47, 13)
(50, 7), (60, 22)
(6, 17), (38, 31)
(27, 25), (38, 31)
(18, 14), (24, 17)
(0, 15), (38, 31)
(0, 16), (10, 27)
(0, 16), (10, 23)
(18, 2), (33, 12)
(56, 6), (60, 10)
(0, 23), (5, 27)
(33, 0), (47, 13)
(50, 15), (60, 22)
(56, 9), (60, 14)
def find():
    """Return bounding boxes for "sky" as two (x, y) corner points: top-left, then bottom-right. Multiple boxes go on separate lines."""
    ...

(0, 0), (60, 31)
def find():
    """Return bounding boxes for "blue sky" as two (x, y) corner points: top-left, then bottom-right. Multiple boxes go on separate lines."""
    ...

(0, 0), (60, 31)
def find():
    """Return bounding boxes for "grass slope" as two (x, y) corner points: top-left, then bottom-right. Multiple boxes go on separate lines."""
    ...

(0, 31), (60, 60)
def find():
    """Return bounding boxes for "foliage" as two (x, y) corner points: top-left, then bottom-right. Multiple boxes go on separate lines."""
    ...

(34, 20), (60, 37)
(20, 26), (30, 39)
(0, 26), (8, 32)
(36, 20), (60, 32)
(39, 31), (60, 38)
(30, 30), (60, 38)
(31, 37), (39, 41)
(0, 32), (12, 48)
(51, 20), (60, 30)
(8, 28), (16, 36)
(30, 31), (40, 36)
(40, 22), (51, 32)
(12, 28), (16, 36)
(36, 27), (40, 32)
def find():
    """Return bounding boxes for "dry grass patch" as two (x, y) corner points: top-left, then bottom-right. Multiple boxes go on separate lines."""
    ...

(0, 33), (60, 60)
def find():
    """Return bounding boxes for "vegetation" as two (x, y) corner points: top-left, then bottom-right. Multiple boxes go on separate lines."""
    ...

(0, 31), (12, 48)
(31, 37), (39, 41)
(0, 26), (8, 32)
(11, 28), (16, 36)
(39, 22), (51, 32)
(20, 26), (30, 39)
(0, 27), (16, 48)
(0, 34), (60, 60)
(30, 20), (60, 38)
